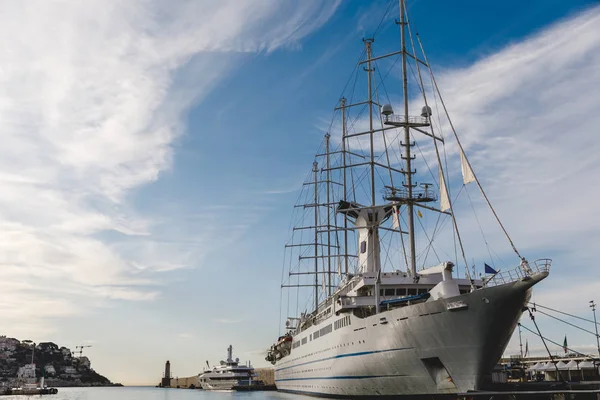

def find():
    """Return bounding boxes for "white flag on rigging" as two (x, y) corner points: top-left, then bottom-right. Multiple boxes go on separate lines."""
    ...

(392, 205), (400, 229)
(459, 147), (476, 184)
(322, 274), (327, 293)
(337, 257), (342, 277)
(439, 165), (451, 212)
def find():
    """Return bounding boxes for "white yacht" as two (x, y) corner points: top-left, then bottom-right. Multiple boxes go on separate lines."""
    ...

(197, 345), (257, 391)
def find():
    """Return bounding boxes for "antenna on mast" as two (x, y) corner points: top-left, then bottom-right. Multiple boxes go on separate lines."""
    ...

(363, 38), (376, 207)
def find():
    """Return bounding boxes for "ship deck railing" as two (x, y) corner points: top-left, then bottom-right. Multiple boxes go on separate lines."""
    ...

(383, 188), (437, 203)
(485, 259), (551, 287)
(383, 114), (430, 127)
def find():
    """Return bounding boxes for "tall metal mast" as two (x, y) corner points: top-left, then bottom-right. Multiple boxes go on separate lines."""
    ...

(341, 98), (349, 275)
(365, 39), (376, 206)
(312, 161), (319, 311)
(518, 323), (524, 358)
(400, 0), (417, 276)
(325, 134), (332, 296)
(591, 300), (600, 358)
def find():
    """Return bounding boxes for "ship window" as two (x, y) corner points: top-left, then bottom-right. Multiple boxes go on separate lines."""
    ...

(384, 288), (395, 296)
(360, 241), (367, 253)
(396, 288), (407, 296)
(408, 288), (417, 295)
(418, 288), (428, 295)
(379, 289), (384, 296)
(302, 337), (307, 345)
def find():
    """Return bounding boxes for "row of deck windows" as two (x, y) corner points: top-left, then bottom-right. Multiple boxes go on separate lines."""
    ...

(334, 315), (351, 330)
(379, 287), (428, 297)
(313, 323), (332, 340)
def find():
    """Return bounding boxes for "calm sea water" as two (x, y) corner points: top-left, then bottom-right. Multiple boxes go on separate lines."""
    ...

(1, 387), (303, 400)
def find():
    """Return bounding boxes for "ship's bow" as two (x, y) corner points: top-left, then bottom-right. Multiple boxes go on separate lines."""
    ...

(443, 270), (548, 393)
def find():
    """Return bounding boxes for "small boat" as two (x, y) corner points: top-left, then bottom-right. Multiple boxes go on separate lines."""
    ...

(197, 345), (257, 391)
(266, 333), (292, 363)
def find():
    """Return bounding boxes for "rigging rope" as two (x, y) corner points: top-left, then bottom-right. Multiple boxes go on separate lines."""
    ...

(524, 308), (564, 381)
(405, 8), (473, 284)
(397, 207), (410, 270)
(519, 323), (590, 359)
(416, 32), (523, 262)
(373, 60), (395, 190)
(464, 185), (495, 267)
(529, 302), (600, 326)
(534, 308), (599, 337)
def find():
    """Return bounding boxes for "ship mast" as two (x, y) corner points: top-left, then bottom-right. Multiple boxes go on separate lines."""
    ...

(365, 39), (376, 206)
(312, 161), (319, 312)
(399, 0), (417, 277)
(340, 97), (349, 276)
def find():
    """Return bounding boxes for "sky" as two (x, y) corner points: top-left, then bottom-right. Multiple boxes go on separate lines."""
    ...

(1, 0), (600, 385)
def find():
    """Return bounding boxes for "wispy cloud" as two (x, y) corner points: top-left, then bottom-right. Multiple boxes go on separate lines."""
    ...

(424, 6), (600, 354)
(323, 4), (600, 271)
(431, 5), (600, 264)
(216, 318), (247, 325)
(0, 0), (340, 337)
(178, 333), (194, 339)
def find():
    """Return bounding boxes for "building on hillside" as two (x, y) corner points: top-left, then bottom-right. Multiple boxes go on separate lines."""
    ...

(17, 364), (36, 380)
(63, 366), (77, 375)
(38, 342), (59, 355)
(0, 336), (19, 351)
(44, 365), (56, 376)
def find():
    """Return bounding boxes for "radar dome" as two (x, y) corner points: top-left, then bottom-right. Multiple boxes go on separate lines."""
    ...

(381, 104), (394, 116)
(421, 105), (432, 117)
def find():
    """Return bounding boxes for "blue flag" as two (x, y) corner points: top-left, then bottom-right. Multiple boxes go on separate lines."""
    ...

(484, 263), (497, 274)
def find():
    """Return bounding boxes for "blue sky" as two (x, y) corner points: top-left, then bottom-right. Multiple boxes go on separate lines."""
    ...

(1, 0), (600, 385)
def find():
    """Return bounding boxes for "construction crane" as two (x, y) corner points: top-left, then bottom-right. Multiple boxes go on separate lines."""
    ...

(73, 345), (92, 372)
(74, 345), (92, 358)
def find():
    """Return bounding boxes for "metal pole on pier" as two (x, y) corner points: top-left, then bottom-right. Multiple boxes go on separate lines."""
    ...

(590, 300), (600, 358)
(518, 323), (524, 358)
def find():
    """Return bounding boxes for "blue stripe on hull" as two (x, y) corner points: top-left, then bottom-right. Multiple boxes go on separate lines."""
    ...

(278, 388), (462, 399)
(276, 374), (406, 382)
(275, 347), (411, 372)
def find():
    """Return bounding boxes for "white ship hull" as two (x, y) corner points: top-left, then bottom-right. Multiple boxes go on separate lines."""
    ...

(198, 378), (253, 391)
(275, 274), (546, 397)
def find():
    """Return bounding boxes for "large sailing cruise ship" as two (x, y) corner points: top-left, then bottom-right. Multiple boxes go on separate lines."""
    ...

(266, 0), (551, 397)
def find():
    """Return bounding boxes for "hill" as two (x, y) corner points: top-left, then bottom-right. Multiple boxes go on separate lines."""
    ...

(0, 336), (115, 387)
